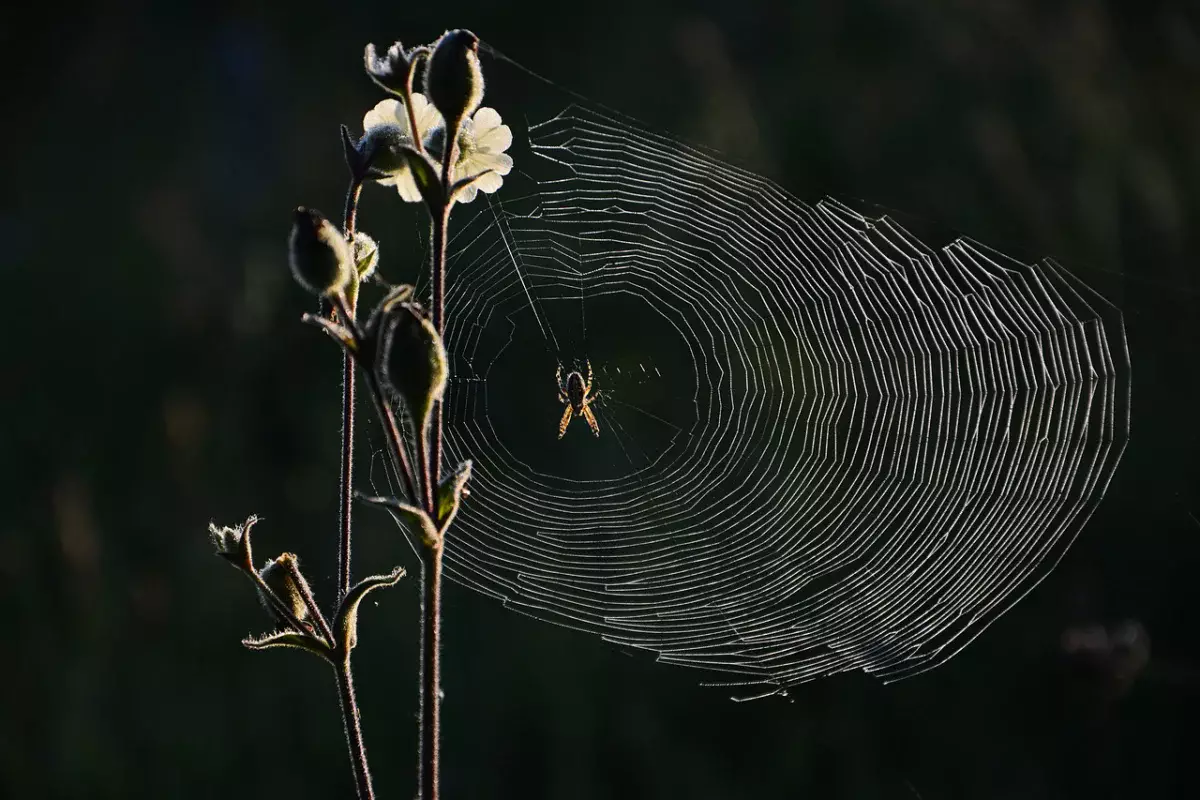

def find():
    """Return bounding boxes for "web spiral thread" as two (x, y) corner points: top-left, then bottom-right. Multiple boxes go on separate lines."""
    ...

(429, 103), (1130, 695)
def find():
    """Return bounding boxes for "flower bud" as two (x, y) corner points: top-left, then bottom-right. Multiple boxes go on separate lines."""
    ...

(364, 41), (413, 94)
(288, 208), (351, 297)
(376, 302), (447, 433)
(258, 553), (310, 627)
(423, 29), (484, 128)
(355, 124), (412, 179)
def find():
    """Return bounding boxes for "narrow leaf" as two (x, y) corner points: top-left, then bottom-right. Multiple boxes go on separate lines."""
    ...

(243, 630), (333, 662)
(437, 459), (472, 531)
(357, 492), (440, 548)
(398, 145), (444, 208)
(333, 568), (406, 656)
(300, 312), (357, 350)
(449, 169), (495, 202)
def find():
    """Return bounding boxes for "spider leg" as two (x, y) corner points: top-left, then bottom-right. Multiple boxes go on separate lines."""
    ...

(581, 403), (601, 437)
(556, 363), (564, 392)
(558, 405), (574, 439)
(585, 359), (593, 390)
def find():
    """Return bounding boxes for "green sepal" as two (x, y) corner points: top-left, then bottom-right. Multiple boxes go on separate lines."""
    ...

(356, 492), (440, 548)
(449, 169), (495, 203)
(243, 630), (333, 662)
(333, 568), (406, 656)
(340, 124), (364, 177)
(210, 515), (258, 573)
(300, 312), (357, 351)
(352, 232), (379, 281)
(436, 460), (472, 532)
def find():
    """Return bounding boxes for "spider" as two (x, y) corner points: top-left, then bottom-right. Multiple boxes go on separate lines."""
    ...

(557, 361), (601, 438)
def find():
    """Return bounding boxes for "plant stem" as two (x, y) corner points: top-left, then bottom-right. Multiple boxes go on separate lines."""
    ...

(363, 372), (421, 506)
(419, 546), (443, 800)
(335, 656), (375, 800)
(417, 131), (456, 800)
(430, 198), (449, 491)
(338, 179), (363, 601)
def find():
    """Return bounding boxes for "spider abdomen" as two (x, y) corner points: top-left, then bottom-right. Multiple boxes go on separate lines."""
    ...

(565, 371), (587, 409)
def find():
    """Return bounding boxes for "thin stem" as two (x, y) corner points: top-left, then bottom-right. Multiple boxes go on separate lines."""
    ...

(402, 75), (425, 157)
(335, 657), (376, 800)
(363, 371), (421, 506)
(430, 197), (451, 495)
(337, 178), (363, 602)
(415, 123), (456, 800)
(344, 179), (363, 239)
(418, 546), (444, 800)
(282, 557), (335, 646)
(417, 424), (435, 520)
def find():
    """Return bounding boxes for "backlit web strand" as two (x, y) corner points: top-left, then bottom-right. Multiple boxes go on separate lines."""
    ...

(432, 102), (1130, 695)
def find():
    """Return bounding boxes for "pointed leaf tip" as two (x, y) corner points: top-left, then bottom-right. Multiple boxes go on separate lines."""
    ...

(333, 568), (406, 656)
(242, 630), (333, 662)
(437, 460), (473, 532)
(356, 492), (440, 548)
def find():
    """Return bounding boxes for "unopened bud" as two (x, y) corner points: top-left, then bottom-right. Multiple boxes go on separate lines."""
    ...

(258, 553), (309, 627)
(424, 29), (484, 129)
(376, 302), (447, 433)
(288, 208), (351, 297)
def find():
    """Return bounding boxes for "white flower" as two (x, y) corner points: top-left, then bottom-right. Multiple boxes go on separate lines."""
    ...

(451, 106), (514, 204)
(361, 93), (513, 204)
(362, 93), (443, 203)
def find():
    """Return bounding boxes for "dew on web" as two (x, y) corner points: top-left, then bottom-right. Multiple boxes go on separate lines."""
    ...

(393, 92), (1130, 697)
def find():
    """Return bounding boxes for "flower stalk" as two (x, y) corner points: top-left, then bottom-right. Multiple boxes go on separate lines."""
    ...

(338, 177), (364, 602)
(208, 27), (498, 800)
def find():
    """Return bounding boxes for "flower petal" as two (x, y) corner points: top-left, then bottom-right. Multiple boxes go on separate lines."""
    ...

(474, 152), (513, 177)
(456, 183), (480, 204)
(472, 107), (502, 135)
(473, 170), (504, 194)
(474, 121), (512, 155)
(410, 93), (444, 138)
(395, 172), (423, 203)
(364, 99), (402, 132)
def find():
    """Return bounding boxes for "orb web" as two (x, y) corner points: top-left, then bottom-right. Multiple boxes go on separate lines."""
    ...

(428, 101), (1130, 694)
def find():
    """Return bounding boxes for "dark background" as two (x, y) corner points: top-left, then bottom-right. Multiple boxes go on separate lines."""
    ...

(5, 1), (1200, 798)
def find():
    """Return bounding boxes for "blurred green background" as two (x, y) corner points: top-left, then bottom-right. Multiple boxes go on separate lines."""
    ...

(4, 1), (1199, 797)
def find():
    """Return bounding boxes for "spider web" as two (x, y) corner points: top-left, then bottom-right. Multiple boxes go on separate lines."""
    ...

(411, 97), (1131, 696)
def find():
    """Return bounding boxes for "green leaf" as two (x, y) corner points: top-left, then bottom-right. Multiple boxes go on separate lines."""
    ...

(242, 630), (333, 662)
(436, 460), (472, 531)
(398, 145), (444, 208)
(333, 568), (406, 656)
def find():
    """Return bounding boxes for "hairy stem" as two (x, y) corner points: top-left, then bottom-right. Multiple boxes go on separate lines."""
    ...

(430, 198), (449, 492)
(337, 338), (357, 601)
(419, 546), (443, 800)
(362, 372), (420, 506)
(415, 129), (456, 800)
(336, 657), (375, 800)
(338, 179), (363, 602)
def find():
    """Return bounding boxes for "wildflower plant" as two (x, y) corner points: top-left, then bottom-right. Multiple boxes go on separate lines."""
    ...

(208, 29), (500, 800)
